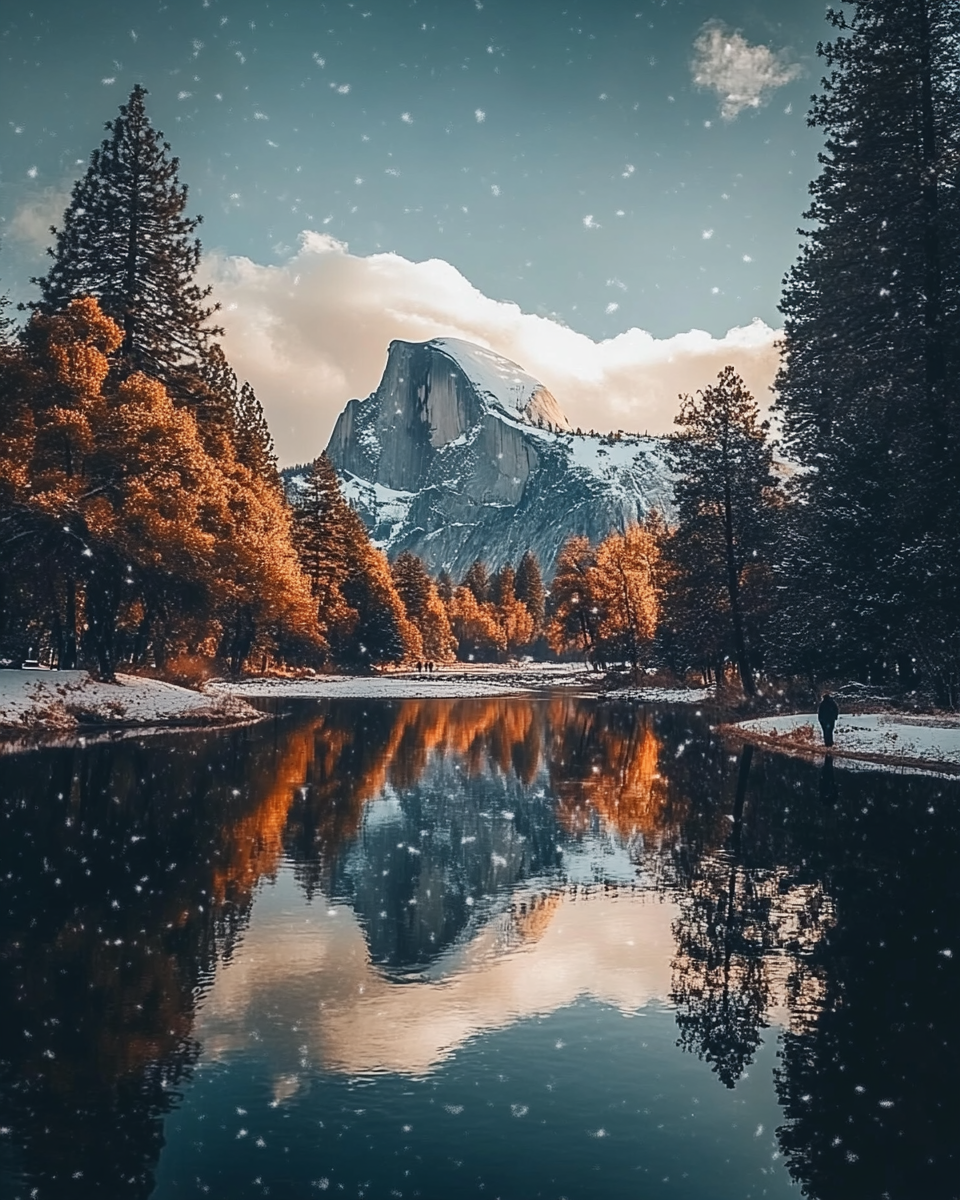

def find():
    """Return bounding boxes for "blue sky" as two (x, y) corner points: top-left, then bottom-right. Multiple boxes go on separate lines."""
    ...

(0, 0), (832, 458)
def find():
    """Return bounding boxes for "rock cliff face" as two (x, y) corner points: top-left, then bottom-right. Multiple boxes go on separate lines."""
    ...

(323, 337), (672, 579)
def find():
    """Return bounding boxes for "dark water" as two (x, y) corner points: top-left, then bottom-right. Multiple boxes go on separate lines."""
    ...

(1, 697), (958, 1200)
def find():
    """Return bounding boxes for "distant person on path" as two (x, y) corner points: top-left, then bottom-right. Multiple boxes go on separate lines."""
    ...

(818, 692), (839, 747)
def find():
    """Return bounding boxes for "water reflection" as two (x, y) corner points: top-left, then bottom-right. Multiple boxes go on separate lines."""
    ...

(0, 697), (958, 1198)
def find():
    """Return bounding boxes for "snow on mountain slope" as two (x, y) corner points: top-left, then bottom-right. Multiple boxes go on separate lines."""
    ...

(316, 337), (672, 578)
(428, 338), (572, 431)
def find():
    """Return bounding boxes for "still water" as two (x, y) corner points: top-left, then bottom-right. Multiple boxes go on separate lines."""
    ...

(1, 697), (958, 1200)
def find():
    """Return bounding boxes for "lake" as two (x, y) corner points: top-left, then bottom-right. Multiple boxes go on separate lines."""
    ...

(1, 696), (958, 1200)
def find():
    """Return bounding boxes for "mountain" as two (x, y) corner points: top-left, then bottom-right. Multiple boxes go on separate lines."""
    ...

(319, 337), (672, 578)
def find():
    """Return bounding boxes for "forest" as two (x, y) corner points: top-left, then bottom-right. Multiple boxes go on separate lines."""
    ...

(1, 0), (959, 707)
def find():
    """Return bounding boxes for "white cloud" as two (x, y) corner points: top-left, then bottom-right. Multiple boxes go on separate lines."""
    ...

(692, 22), (801, 120)
(202, 232), (781, 465)
(9, 186), (72, 249)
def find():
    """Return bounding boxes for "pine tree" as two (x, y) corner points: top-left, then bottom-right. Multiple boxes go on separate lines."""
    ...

(390, 551), (456, 663)
(31, 85), (220, 386)
(463, 559), (490, 604)
(515, 550), (546, 631)
(666, 367), (775, 696)
(776, 1), (960, 701)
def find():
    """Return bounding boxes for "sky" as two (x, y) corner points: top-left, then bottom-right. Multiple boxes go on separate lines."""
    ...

(0, 0), (832, 463)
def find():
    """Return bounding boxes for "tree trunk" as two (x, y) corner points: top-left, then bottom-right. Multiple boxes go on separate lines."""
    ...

(723, 475), (755, 696)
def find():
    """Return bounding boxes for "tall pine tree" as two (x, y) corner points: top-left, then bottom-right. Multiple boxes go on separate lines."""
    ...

(31, 85), (220, 386)
(665, 367), (775, 696)
(776, 1), (960, 702)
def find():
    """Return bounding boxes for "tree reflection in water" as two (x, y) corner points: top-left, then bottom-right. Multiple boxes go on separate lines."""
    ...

(0, 697), (958, 1199)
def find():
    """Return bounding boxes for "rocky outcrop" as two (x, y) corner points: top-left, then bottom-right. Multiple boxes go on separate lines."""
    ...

(321, 338), (672, 579)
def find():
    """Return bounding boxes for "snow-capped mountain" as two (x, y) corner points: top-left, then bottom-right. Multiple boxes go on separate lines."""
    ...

(322, 337), (672, 578)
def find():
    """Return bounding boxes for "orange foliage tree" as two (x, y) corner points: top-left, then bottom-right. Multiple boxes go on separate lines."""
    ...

(0, 298), (318, 676)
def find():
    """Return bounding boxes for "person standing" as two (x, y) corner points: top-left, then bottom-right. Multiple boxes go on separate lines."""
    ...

(817, 692), (839, 747)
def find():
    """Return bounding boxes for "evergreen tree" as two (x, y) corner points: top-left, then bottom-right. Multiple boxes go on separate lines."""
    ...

(291, 454), (416, 669)
(31, 85), (220, 386)
(665, 367), (775, 696)
(390, 551), (457, 662)
(463, 559), (490, 604)
(776, 1), (960, 701)
(515, 550), (546, 631)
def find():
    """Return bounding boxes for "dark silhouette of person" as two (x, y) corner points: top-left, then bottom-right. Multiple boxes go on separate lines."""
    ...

(416, 661), (423, 673)
(817, 692), (839, 747)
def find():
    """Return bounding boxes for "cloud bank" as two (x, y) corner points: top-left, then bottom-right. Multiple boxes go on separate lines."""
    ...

(692, 22), (801, 120)
(201, 233), (780, 466)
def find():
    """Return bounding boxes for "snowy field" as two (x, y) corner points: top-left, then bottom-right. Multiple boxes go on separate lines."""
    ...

(0, 670), (258, 735)
(208, 662), (598, 700)
(735, 712), (960, 774)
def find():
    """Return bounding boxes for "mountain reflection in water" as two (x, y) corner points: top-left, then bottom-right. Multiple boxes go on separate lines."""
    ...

(0, 696), (958, 1200)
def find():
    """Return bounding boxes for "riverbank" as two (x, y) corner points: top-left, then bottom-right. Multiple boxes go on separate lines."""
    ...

(208, 661), (599, 700)
(0, 669), (259, 739)
(727, 711), (960, 775)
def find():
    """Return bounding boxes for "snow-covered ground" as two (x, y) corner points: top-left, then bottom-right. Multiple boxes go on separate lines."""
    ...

(209, 661), (598, 700)
(734, 712), (960, 774)
(606, 685), (713, 705)
(0, 669), (258, 736)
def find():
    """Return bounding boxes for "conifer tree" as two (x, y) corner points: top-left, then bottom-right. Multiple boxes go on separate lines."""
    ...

(666, 367), (774, 696)
(463, 559), (490, 604)
(292, 454), (416, 669)
(31, 85), (220, 386)
(515, 550), (546, 631)
(390, 551), (456, 662)
(776, 0), (960, 701)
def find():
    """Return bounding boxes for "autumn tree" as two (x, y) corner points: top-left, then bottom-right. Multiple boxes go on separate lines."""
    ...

(31, 85), (219, 387)
(546, 536), (600, 661)
(0, 298), (317, 677)
(664, 367), (775, 696)
(446, 586), (505, 661)
(591, 521), (661, 672)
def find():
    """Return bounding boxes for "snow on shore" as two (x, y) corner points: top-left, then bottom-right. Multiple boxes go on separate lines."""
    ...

(0, 669), (258, 735)
(209, 662), (597, 700)
(734, 712), (960, 774)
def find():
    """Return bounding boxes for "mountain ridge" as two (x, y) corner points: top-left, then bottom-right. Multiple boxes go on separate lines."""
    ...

(292, 337), (673, 578)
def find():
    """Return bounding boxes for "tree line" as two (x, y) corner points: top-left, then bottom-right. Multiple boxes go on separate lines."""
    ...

(3, 0), (960, 706)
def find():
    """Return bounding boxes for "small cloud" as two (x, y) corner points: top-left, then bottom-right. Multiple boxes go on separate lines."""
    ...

(178, 91), (192, 100)
(742, 254), (753, 262)
(491, 184), (500, 196)
(622, 164), (635, 178)
(475, 108), (485, 122)
(10, 185), (72, 248)
(583, 215), (600, 229)
(254, 111), (268, 120)
(692, 22), (801, 120)
(401, 112), (413, 123)
(702, 229), (714, 239)
(605, 302), (619, 314)
(102, 77), (116, 85)
(337, 83), (351, 94)
(26, 166), (38, 179)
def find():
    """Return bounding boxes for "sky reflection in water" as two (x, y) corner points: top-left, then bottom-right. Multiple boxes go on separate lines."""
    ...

(1, 696), (958, 1200)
